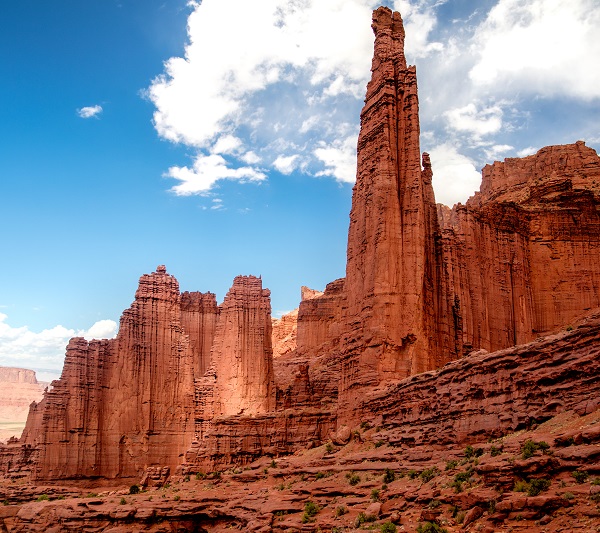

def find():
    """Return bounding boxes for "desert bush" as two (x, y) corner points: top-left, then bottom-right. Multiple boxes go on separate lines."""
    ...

(572, 470), (589, 484)
(346, 471), (361, 486)
(528, 478), (551, 496)
(380, 522), (397, 533)
(420, 467), (438, 483)
(335, 505), (347, 517)
(129, 485), (140, 495)
(383, 468), (395, 483)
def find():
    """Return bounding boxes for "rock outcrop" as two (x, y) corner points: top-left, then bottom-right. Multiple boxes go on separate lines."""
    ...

(205, 275), (275, 419)
(31, 267), (198, 480)
(440, 141), (600, 353)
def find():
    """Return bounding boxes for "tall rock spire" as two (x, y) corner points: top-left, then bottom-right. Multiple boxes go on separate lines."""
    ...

(341, 7), (452, 407)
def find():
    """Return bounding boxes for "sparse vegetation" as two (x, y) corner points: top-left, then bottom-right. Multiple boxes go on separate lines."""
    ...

(36, 494), (49, 502)
(335, 505), (348, 517)
(375, 440), (385, 448)
(572, 470), (589, 484)
(521, 439), (549, 459)
(563, 491), (575, 500)
(420, 467), (438, 483)
(513, 480), (529, 492)
(407, 469), (419, 479)
(119, 497), (126, 505)
(371, 489), (380, 502)
(490, 445), (502, 457)
(301, 501), (319, 523)
(383, 468), (395, 484)
(129, 485), (140, 495)
(315, 471), (326, 480)
(174, 495), (180, 501)
(346, 471), (361, 486)
(380, 522), (397, 533)
(528, 478), (551, 496)
(325, 442), (335, 453)
(417, 522), (448, 533)
(445, 460), (458, 470)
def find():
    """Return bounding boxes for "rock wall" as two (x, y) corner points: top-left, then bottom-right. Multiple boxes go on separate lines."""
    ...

(207, 275), (275, 418)
(180, 291), (219, 376)
(440, 142), (600, 354)
(360, 312), (600, 446)
(296, 279), (346, 357)
(32, 267), (198, 480)
(339, 7), (454, 418)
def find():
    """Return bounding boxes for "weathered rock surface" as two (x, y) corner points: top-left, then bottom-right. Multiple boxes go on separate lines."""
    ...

(440, 141), (600, 355)
(271, 308), (297, 359)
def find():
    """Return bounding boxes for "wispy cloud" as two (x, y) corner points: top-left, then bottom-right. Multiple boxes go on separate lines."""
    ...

(77, 105), (103, 119)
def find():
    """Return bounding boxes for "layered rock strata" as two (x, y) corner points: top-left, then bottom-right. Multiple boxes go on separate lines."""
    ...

(339, 7), (454, 418)
(440, 141), (600, 353)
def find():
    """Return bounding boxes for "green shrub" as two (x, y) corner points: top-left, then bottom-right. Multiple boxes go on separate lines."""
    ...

(417, 522), (448, 533)
(375, 440), (385, 448)
(572, 470), (589, 484)
(420, 467), (438, 483)
(371, 489), (380, 502)
(490, 445), (502, 457)
(445, 460), (458, 470)
(301, 501), (319, 523)
(407, 469), (419, 479)
(521, 439), (538, 459)
(428, 499), (441, 509)
(383, 468), (396, 484)
(119, 497), (126, 505)
(315, 472), (325, 480)
(454, 470), (471, 483)
(346, 471), (361, 486)
(129, 485), (140, 495)
(513, 480), (529, 492)
(174, 495), (180, 501)
(464, 445), (474, 459)
(355, 512), (367, 527)
(325, 442), (334, 453)
(528, 478), (551, 496)
(455, 511), (466, 524)
(592, 478), (600, 486)
(36, 494), (49, 502)
(335, 505), (347, 517)
(563, 491), (575, 500)
(380, 522), (397, 533)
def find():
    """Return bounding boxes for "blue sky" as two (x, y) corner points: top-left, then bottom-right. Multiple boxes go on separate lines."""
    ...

(1, 0), (599, 380)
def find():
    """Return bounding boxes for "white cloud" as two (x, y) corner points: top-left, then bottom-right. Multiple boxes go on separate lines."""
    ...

(82, 319), (117, 341)
(470, 0), (600, 99)
(484, 144), (514, 161)
(212, 135), (243, 155)
(517, 146), (537, 157)
(428, 143), (482, 207)
(444, 102), (503, 137)
(273, 154), (299, 175)
(0, 313), (117, 374)
(167, 153), (266, 195)
(77, 105), (103, 119)
(314, 135), (358, 184)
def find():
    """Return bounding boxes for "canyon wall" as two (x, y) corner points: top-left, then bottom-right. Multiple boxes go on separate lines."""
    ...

(440, 141), (600, 354)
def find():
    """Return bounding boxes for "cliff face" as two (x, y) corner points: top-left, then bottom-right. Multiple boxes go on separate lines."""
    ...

(339, 8), (453, 417)
(33, 267), (198, 480)
(209, 276), (275, 418)
(440, 142), (600, 353)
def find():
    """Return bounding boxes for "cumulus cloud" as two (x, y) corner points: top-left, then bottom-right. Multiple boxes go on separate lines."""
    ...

(148, 0), (451, 194)
(77, 105), (103, 119)
(0, 313), (117, 375)
(167, 153), (266, 195)
(469, 0), (600, 99)
(147, 0), (600, 204)
(428, 143), (482, 207)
